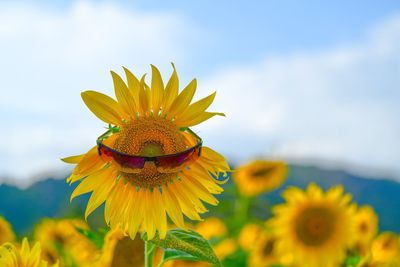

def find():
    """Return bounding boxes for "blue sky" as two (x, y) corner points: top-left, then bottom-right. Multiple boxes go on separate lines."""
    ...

(1, 0), (400, 182)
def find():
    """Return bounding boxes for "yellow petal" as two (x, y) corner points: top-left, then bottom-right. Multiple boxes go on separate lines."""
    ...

(123, 67), (141, 108)
(138, 75), (149, 114)
(105, 181), (128, 225)
(70, 168), (113, 201)
(150, 64), (164, 113)
(161, 187), (185, 229)
(67, 160), (105, 184)
(111, 70), (137, 117)
(176, 112), (225, 127)
(61, 154), (84, 164)
(175, 181), (208, 214)
(72, 146), (101, 175)
(20, 238), (30, 258)
(127, 189), (143, 239)
(185, 167), (223, 194)
(153, 189), (167, 239)
(144, 190), (156, 240)
(163, 63), (179, 113)
(166, 184), (201, 221)
(175, 91), (216, 123)
(85, 180), (116, 219)
(183, 176), (219, 205)
(168, 79), (197, 118)
(202, 146), (227, 163)
(81, 90), (125, 125)
(30, 242), (43, 267)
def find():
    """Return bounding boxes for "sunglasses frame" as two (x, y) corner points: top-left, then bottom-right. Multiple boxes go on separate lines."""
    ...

(96, 126), (203, 170)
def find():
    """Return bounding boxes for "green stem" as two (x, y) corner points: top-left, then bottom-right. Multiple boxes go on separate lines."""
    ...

(144, 241), (152, 267)
(234, 195), (251, 227)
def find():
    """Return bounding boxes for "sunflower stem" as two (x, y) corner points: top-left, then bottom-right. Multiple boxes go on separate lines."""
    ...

(144, 241), (152, 267)
(235, 195), (251, 227)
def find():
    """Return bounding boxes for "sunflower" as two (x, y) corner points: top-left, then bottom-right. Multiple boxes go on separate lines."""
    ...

(97, 228), (144, 267)
(238, 223), (263, 251)
(34, 219), (98, 266)
(353, 206), (378, 255)
(248, 231), (288, 267)
(195, 217), (227, 240)
(214, 238), (237, 260)
(0, 238), (59, 267)
(370, 232), (400, 266)
(271, 183), (355, 267)
(233, 160), (287, 197)
(63, 65), (229, 240)
(0, 216), (15, 244)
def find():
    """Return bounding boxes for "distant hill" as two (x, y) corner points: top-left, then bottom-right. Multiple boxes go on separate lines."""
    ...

(0, 164), (399, 236)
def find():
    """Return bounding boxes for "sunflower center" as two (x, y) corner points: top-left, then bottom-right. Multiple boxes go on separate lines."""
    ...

(251, 167), (274, 179)
(53, 233), (66, 245)
(295, 206), (336, 247)
(113, 117), (187, 188)
(262, 238), (275, 256)
(382, 238), (394, 250)
(359, 222), (368, 233)
(111, 236), (144, 267)
(43, 249), (58, 265)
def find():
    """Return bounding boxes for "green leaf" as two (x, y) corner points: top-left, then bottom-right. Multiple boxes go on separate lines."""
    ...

(142, 229), (223, 267)
(221, 249), (247, 267)
(343, 254), (361, 267)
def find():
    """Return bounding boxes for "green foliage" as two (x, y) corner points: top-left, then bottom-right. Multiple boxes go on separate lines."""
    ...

(342, 255), (361, 267)
(222, 249), (247, 267)
(142, 229), (223, 267)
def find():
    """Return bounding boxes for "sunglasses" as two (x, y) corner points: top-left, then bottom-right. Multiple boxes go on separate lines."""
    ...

(96, 126), (202, 174)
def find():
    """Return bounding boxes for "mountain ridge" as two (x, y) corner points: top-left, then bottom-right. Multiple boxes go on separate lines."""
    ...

(0, 164), (399, 236)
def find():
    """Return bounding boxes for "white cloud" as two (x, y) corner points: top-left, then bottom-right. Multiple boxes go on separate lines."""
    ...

(0, 1), (193, 180)
(198, 15), (400, 179)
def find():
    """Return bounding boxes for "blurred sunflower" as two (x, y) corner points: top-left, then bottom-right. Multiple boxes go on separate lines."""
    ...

(97, 228), (144, 267)
(370, 232), (400, 266)
(63, 65), (229, 240)
(238, 223), (263, 251)
(34, 219), (98, 266)
(353, 206), (378, 255)
(248, 231), (289, 267)
(214, 238), (237, 260)
(0, 238), (59, 267)
(0, 216), (16, 244)
(233, 160), (287, 197)
(195, 217), (227, 240)
(271, 183), (355, 267)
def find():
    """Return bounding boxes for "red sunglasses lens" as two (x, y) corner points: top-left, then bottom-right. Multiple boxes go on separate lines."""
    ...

(99, 144), (145, 170)
(157, 146), (201, 172)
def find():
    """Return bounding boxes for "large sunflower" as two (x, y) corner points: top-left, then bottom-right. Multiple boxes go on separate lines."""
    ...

(233, 160), (287, 197)
(0, 216), (15, 245)
(0, 238), (59, 267)
(271, 183), (355, 267)
(63, 65), (229, 240)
